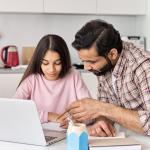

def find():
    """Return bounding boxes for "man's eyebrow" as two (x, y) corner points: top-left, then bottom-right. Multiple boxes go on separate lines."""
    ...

(81, 60), (96, 63)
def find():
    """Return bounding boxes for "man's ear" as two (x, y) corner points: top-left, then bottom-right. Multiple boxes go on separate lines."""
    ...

(107, 48), (118, 60)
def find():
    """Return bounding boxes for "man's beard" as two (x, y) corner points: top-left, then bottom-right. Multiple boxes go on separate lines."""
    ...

(89, 57), (113, 76)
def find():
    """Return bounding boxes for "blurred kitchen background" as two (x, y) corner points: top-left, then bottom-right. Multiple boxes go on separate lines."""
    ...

(0, 0), (149, 98)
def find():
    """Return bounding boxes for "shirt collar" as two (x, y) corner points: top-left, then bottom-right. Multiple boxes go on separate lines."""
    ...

(112, 41), (134, 78)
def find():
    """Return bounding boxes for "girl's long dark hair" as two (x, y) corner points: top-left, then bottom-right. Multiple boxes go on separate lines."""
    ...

(18, 34), (71, 86)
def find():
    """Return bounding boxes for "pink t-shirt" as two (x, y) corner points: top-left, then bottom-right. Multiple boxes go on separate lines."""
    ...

(13, 68), (91, 123)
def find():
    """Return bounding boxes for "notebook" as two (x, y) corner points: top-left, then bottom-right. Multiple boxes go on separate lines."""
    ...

(0, 98), (65, 146)
(89, 131), (125, 140)
(89, 137), (141, 150)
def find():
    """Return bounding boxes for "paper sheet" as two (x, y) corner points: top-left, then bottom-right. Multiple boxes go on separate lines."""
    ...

(42, 122), (66, 132)
(89, 132), (125, 140)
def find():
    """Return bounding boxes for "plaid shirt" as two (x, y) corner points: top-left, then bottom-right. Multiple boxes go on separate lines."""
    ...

(97, 41), (150, 135)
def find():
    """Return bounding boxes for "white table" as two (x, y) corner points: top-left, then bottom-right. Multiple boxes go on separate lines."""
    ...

(0, 125), (149, 150)
(0, 122), (67, 150)
(0, 134), (149, 150)
(0, 140), (66, 150)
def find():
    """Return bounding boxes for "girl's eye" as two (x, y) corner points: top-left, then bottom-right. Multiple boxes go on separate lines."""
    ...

(55, 61), (62, 65)
(42, 61), (49, 65)
(42, 60), (61, 65)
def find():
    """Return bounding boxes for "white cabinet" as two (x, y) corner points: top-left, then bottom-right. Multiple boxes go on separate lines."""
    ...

(0, 0), (146, 15)
(97, 0), (146, 15)
(81, 72), (98, 99)
(0, 0), (43, 13)
(0, 74), (23, 98)
(44, 0), (97, 14)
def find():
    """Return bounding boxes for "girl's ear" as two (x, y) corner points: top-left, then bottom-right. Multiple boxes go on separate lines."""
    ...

(108, 48), (118, 60)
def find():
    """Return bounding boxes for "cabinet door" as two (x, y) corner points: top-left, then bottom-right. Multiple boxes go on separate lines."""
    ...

(0, 0), (43, 13)
(0, 74), (23, 98)
(97, 0), (146, 15)
(44, 0), (96, 14)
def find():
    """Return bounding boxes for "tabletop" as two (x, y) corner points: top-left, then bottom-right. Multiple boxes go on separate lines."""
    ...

(0, 124), (149, 150)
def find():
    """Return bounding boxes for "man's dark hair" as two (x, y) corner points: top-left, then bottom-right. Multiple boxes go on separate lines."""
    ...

(72, 19), (122, 56)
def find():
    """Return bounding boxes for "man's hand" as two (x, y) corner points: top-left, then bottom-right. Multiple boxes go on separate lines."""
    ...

(87, 117), (116, 137)
(57, 111), (80, 129)
(48, 112), (70, 128)
(66, 98), (104, 122)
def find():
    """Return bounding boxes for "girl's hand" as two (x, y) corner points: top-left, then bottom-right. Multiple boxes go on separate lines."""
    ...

(56, 112), (69, 129)
(48, 112), (60, 122)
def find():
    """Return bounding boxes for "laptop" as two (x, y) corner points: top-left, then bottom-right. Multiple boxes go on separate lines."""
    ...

(0, 98), (66, 146)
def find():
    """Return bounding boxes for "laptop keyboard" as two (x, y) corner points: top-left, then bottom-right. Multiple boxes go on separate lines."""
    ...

(45, 136), (57, 142)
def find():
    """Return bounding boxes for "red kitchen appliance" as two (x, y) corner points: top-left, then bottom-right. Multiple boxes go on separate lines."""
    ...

(1, 45), (19, 68)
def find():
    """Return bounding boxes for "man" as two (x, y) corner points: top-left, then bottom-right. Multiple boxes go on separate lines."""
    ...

(67, 19), (150, 136)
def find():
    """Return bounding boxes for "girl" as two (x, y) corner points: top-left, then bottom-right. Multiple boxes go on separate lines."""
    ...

(13, 34), (91, 123)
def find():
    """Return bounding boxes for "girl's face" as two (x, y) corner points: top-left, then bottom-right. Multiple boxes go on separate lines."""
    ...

(41, 50), (62, 81)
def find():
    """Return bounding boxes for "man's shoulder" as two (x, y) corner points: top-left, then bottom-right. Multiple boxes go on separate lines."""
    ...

(123, 42), (150, 69)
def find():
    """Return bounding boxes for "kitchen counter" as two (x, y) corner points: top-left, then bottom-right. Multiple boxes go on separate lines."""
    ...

(0, 67), (88, 74)
(0, 68), (25, 74)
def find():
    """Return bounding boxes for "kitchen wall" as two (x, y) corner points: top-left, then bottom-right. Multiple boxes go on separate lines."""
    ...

(0, 13), (138, 64)
(136, 0), (150, 50)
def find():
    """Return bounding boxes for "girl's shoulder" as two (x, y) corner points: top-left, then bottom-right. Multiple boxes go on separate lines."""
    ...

(67, 67), (81, 77)
(63, 68), (82, 82)
(23, 74), (42, 83)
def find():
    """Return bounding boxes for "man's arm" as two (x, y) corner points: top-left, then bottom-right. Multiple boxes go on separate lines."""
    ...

(67, 98), (144, 134)
(98, 102), (144, 134)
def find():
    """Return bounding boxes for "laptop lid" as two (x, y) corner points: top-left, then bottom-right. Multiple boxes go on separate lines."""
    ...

(0, 98), (47, 146)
